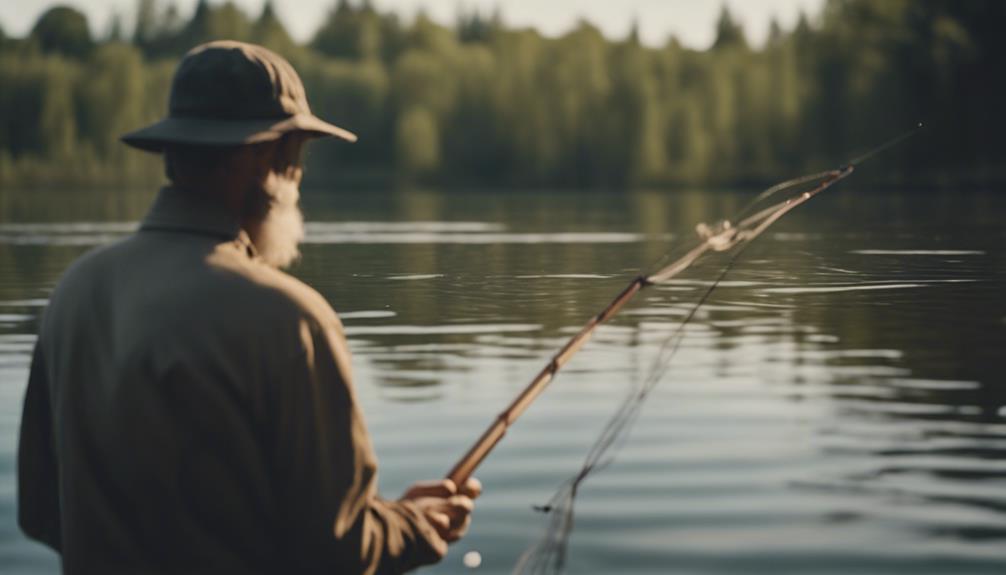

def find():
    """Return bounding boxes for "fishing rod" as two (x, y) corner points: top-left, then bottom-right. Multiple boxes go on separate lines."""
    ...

(445, 123), (923, 488)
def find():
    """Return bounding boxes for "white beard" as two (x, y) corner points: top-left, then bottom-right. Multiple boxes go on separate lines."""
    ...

(249, 175), (305, 270)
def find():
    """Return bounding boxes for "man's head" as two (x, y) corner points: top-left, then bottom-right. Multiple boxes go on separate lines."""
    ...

(120, 40), (356, 269)
(163, 134), (308, 268)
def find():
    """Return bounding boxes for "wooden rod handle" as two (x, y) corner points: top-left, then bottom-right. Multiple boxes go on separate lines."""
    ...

(447, 417), (507, 485)
(445, 277), (647, 485)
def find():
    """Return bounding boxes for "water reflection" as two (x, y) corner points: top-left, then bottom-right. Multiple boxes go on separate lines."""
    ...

(0, 186), (1004, 573)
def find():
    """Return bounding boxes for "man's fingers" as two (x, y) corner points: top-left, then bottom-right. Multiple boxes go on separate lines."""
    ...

(428, 533), (448, 559)
(441, 495), (474, 532)
(444, 513), (471, 543)
(403, 476), (480, 500)
(403, 479), (457, 500)
(408, 487), (477, 546)
(416, 495), (474, 527)
(460, 477), (482, 499)
(446, 495), (474, 516)
(427, 510), (451, 533)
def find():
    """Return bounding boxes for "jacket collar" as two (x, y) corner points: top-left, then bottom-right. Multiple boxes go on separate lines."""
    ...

(140, 187), (258, 258)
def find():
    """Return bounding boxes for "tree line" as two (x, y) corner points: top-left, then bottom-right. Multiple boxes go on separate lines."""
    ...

(1, 0), (1003, 189)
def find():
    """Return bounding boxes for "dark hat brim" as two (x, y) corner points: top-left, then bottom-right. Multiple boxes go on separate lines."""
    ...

(120, 113), (357, 153)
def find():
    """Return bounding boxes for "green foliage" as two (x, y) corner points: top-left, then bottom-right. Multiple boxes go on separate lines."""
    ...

(299, 56), (390, 168)
(396, 106), (440, 175)
(253, 2), (298, 57)
(1, 0), (1004, 188)
(712, 5), (747, 50)
(312, 0), (384, 60)
(30, 6), (94, 58)
(77, 45), (147, 158)
(457, 8), (500, 44)
(175, 0), (253, 51)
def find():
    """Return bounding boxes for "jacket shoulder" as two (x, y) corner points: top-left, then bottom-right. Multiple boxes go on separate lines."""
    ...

(208, 245), (343, 332)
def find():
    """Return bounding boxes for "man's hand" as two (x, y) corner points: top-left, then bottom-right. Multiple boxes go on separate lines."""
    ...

(402, 478), (481, 556)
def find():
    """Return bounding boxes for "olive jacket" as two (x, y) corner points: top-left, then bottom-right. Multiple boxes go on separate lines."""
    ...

(18, 187), (442, 574)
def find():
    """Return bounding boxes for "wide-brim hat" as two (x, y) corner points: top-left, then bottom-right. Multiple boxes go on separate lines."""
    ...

(121, 40), (356, 152)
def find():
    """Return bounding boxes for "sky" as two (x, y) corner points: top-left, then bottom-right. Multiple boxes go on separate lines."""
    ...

(2, 0), (826, 50)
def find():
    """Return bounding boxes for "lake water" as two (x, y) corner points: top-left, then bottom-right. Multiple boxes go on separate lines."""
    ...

(1, 186), (1004, 574)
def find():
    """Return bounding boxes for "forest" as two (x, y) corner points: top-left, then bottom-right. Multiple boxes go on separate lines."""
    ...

(0, 0), (1003, 189)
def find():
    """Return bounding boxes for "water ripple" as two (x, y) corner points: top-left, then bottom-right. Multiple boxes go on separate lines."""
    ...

(852, 249), (986, 256)
(344, 323), (542, 336)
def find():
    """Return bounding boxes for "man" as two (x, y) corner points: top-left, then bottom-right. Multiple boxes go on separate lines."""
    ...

(18, 40), (478, 574)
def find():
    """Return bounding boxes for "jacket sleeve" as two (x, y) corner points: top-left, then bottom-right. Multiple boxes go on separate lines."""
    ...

(270, 318), (444, 574)
(18, 341), (62, 552)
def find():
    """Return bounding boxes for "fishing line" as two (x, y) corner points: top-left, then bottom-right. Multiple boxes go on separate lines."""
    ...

(512, 174), (822, 574)
(849, 122), (923, 166)
(510, 124), (923, 574)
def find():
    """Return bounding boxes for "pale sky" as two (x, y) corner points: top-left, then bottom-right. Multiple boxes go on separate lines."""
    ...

(2, 0), (826, 50)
